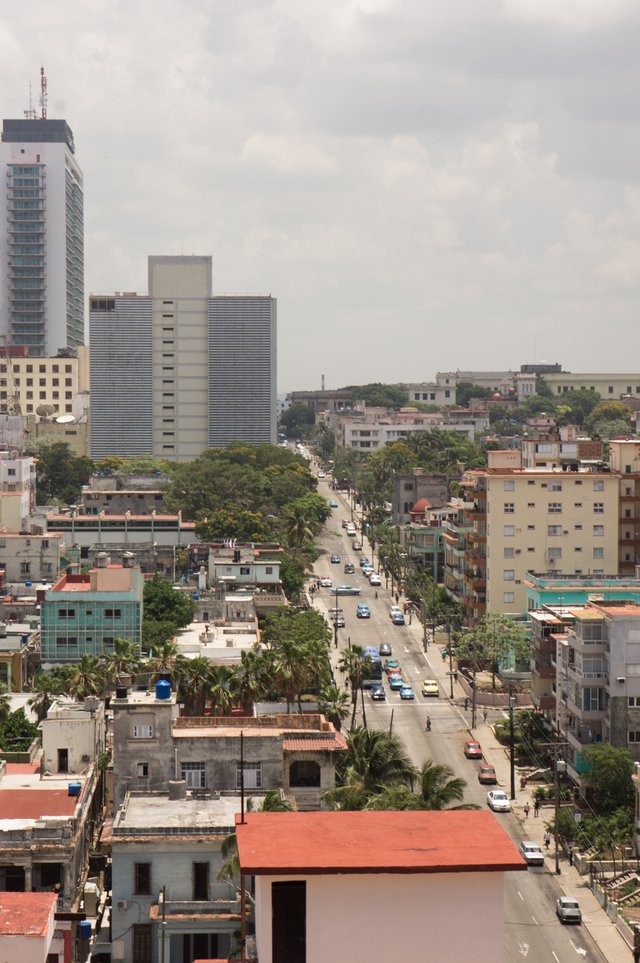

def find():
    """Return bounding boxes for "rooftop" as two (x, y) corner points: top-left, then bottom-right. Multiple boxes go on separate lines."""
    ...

(236, 811), (526, 875)
(0, 892), (57, 937)
(111, 792), (254, 837)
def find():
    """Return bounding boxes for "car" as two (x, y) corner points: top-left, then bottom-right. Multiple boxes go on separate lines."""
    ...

(400, 685), (415, 700)
(387, 669), (403, 682)
(330, 554), (341, 564)
(370, 685), (386, 702)
(346, 524), (357, 537)
(385, 658), (400, 672)
(356, 604), (371, 619)
(353, 540), (362, 551)
(362, 561), (374, 572)
(369, 573), (382, 586)
(464, 740), (483, 759)
(379, 643), (392, 657)
(519, 841), (545, 866)
(391, 612), (405, 625)
(342, 519), (349, 529)
(487, 790), (511, 812)
(389, 675), (405, 690)
(330, 611), (346, 627)
(389, 605), (402, 619)
(478, 766), (497, 785)
(331, 584), (361, 596)
(556, 897), (582, 924)
(329, 499), (338, 508)
(318, 471), (325, 478)
(344, 562), (355, 574)
(421, 679), (439, 697)
(319, 576), (333, 587)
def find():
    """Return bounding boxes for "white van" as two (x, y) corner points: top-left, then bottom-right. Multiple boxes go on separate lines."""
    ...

(346, 523), (357, 537)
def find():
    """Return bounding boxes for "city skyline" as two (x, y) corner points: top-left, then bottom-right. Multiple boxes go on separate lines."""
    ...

(2, 2), (640, 389)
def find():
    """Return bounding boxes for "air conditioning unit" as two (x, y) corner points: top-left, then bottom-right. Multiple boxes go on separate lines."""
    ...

(81, 755), (90, 763)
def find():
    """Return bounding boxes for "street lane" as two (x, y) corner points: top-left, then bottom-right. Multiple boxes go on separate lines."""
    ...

(312, 486), (609, 962)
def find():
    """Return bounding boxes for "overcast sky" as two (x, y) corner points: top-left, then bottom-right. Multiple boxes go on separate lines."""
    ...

(2, 1), (640, 392)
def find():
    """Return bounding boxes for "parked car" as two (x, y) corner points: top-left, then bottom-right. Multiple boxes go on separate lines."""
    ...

(478, 766), (497, 785)
(389, 675), (405, 690)
(331, 584), (361, 596)
(369, 573), (382, 586)
(344, 563), (355, 574)
(330, 554), (341, 564)
(342, 519), (349, 529)
(556, 897), (581, 924)
(379, 643), (392, 657)
(319, 576), (333, 587)
(391, 612), (405, 625)
(421, 679), (439, 697)
(400, 685), (415, 700)
(389, 605), (403, 619)
(353, 540), (363, 551)
(356, 603), (371, 619)
(330, 610), (346, 627)
(370, 685), (386, 702)
(487, 790), (510, 812)
(464, 740), (483, 759)
(519, 841), (544, 866)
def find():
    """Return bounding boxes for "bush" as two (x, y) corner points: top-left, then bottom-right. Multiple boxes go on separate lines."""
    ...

(0, 709), (39, 752)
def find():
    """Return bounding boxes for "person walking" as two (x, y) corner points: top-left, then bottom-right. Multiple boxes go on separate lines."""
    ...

(544, 831), (551, 850)
(523, 802), (530, 819)
(425, 715), (431, 732)
(520, 774), (527, 791)
(534, 797), (540, 817)
(482, 708), (488, 724)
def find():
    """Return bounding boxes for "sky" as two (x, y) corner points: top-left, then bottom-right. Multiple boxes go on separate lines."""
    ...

(2, 0), (640, 392)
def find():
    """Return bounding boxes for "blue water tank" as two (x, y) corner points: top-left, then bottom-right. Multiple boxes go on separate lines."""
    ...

(155, 679), (171, 701)
(67, 782), (82, 797)
(192, 592), (199, 601)
(79, 921), (92, 940)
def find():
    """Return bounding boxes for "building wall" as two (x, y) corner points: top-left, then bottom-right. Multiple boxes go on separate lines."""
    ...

(111, 695), (178, 809)
(545, 373), (640, 400)
(254, 871), (504, 963)
(150, 256), (211, 462)
(41, 700), (106, 773)
(0, 354), (81, 419)
(0, 931), (54, 963)
(0, 533), (62, 583)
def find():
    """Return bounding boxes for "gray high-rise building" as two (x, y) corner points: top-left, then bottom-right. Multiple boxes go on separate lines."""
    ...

(0, 118), (84, 355)
(90, 256), (277, 461)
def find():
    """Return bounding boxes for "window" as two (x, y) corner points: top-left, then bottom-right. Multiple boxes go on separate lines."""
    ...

(593, 547), (604, 559)
(527, 524), (535, 530)
(574, 502), (582, 508)
(547, 525), (562, 536)
(593, 503), (605, 514)
(593, 525), (604, 536)
(20, 562), (31, 575)
(503, 592), (515, 604)
(628, 696), (640, 708)
(504, 503), (514, 514)
(549, 481), (563, 492)
(504, 547), (515, 558)
(593, 479), (604, 491)
(181, 762), (206, 789)
(237, 761), (262, 789)
(503, 479), (515, 491)
(58, 607), (75, 618)
(132, 724), (154, 739)
(503, 525), (515, 537)
(548, 502), (561, 513)
(104, 608), (122, 618)
(575, 523), (582, 530)
(137, 762), (149, 778)
(132, 925), (152, 963)
(265, 566), (273, 574)
(527, 502), (535, 508)
(547, 547), (562, 559)
(134, 863), (152, 895)
(629, 731), (640, 743)
(239, 566), (250, 575)
(503, 569), (515, 581)
(193, 862), (210, 901)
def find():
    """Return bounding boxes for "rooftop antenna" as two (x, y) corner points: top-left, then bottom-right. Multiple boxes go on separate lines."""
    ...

(39, 65), (47, 120)
(23, 79), (37, 120)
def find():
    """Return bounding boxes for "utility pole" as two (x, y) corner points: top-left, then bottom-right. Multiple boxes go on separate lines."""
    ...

(509, 688), (516, 801)
(540, 740), (568, 875)
(471, 673), (477, 729)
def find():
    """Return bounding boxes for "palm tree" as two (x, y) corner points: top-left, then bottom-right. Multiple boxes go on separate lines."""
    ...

(326, 727), (416, 810)
(101, 637), (143, 688)
(66, 656), (104, 699)
(317, 684), (350, 731)
(414, 760), (478, 811)
(208, 664), (236, 716)
(174, 655), (212, 716)
(28, 672), (67, 723)
(271, 637), (309, 713)
(232, 648), (267, 714)
(282, 503), (315, 561)
(338, 646), (365, 728)
(146, 639), (178, 682)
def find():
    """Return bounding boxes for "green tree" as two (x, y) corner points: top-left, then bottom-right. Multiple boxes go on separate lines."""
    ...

(195, 508), (271, 542)
(146, 639), (179, 680)
(581, 744), (634, 816)
(457, 615), (529, 690)
(142, 620), (178, 652)
(413, 760), (477, 810)
(174, 655), (212, 716)
(455, 382), (493, 407)
(66, 656), (105, 699)
(279, 403), (315, 438)
(143, 577), (196, 630)
(586, 401), (633, 435)
(317, 684), (350, 732)
(28, 672), (67, 723)
(101, 638), (143, 687)
(36, 442), (95, 504)
(343, 383), (408, 409)
(338, 645), (367, 728)
(0, 708), (39, 751)
(0, 684), (10, 724)
(326, 727), (416, 810)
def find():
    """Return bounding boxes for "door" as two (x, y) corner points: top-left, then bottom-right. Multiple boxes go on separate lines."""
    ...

(272, 880), (306, 963)
(193, 862), (209, 900)
(57, 748), (68, 772)
(133, 924), (152, 963)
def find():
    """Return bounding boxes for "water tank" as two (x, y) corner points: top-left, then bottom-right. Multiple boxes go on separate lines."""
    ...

(67, 782), (82, 797)
(155, 679), (171, 701)
(79, 921), (92, 940)
(122, 552), (135, 568)
(115, 686), (128, 700)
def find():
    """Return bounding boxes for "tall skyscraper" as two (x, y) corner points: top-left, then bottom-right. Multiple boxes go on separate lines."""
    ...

(90, 256), (277, 460)
(0, 112), (84, 356)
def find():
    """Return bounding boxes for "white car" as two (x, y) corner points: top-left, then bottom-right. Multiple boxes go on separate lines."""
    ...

(389, 605), (402, 619)
(556, 897), (581, 924)
(519, 841), (544, 866)
(487, 790), (510, 812)
(369, 573), (382, 586)
(319, 576), (333, 587)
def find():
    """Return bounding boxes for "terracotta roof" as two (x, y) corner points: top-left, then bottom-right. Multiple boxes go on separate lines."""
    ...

(410, 498), (432, 513)
(0, 892), (57, 936)
(282, 735), (347, 752)
(0, 788), (81, 820)
(236, 811), (526, 875)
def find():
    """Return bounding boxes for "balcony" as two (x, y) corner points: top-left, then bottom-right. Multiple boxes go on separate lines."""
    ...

(156, 894), (241, 921)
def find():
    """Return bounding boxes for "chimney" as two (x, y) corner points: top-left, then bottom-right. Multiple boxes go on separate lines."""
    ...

(95, 552), (110, 568)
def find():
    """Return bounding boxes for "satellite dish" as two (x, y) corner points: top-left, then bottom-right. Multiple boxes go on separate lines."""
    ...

(36, 404), (57, 419)
(55, 414), (76, 424)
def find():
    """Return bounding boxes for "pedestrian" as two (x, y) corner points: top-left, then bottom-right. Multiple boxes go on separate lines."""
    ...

(425, 715), (431, 731)
(375, 591), (378, 600)
(544, 831), (551, 850)
(441, 649), (446, 663)
(520, 774), (527, 791)
(534, 797), (540, 817)
(523, 802), (530, 819)
(395, 592), (399, 604)
(568, 849), (573, 866)
(464, 697), (469, 711)
(482, 708), (488, 724)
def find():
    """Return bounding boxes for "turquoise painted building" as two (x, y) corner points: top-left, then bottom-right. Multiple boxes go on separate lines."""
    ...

(41, 557), (144, 663)
(524, 572), (640, 614)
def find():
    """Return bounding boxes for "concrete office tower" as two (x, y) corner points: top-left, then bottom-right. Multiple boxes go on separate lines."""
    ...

(89, 256), (277, 460)
(0, 119), (84, 355)
(209, 296), (277, 447)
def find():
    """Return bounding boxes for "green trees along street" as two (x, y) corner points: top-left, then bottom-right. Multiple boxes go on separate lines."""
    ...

(456, 614), (529, 690)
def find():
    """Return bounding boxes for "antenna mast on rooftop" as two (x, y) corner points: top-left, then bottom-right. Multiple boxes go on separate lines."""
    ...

(39, 66), (48, 120)
(23, 80), (37, 120)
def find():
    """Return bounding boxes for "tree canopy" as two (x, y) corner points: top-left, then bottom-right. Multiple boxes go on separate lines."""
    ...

(581, 743), (634, 816)
(279, 404), (315, 438)
(341, 383), (408, 409)
(35, 442), (95, 504)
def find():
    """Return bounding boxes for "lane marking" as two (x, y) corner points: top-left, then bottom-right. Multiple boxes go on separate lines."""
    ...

(552, 953), (559, 963)
(517, 942), (529, 957)
(517, 890), (524, 902)
(530, 915), (538, 925)
(569, 940), (587, 957)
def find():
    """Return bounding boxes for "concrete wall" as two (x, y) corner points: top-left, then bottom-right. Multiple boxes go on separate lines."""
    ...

(0, 931), (54, 963)
(254, 871), (505, 963)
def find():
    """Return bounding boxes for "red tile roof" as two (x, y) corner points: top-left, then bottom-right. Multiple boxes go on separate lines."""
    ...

(0, 892), (57, 936)
(282, 735), (347, 752)
(236, 811), (526, 875)
(0, 788), (81, 820)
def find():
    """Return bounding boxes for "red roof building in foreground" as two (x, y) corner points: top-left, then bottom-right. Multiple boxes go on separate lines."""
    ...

(0, 892), (57, 958)
(236, 810), (525, 963)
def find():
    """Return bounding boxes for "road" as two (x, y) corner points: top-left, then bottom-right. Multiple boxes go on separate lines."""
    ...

(312, 483), (610, 963)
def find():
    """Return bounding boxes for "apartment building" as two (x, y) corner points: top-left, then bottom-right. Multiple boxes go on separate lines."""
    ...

(521, 425), (603, 471)
(443, 451), (620, 620)
(0, 451), (36, 531)
(609, 440), (640, 576)
(0, 346), (88, 419)
(0, 531), (63, 584)
(337, 409), (486, 451)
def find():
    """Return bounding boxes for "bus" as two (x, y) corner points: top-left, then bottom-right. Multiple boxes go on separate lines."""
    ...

(362, 646), (383, 688)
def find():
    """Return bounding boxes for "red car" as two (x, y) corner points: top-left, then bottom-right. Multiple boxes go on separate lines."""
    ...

(478, 765), (497, 784)
(464, 740), (483, 760)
